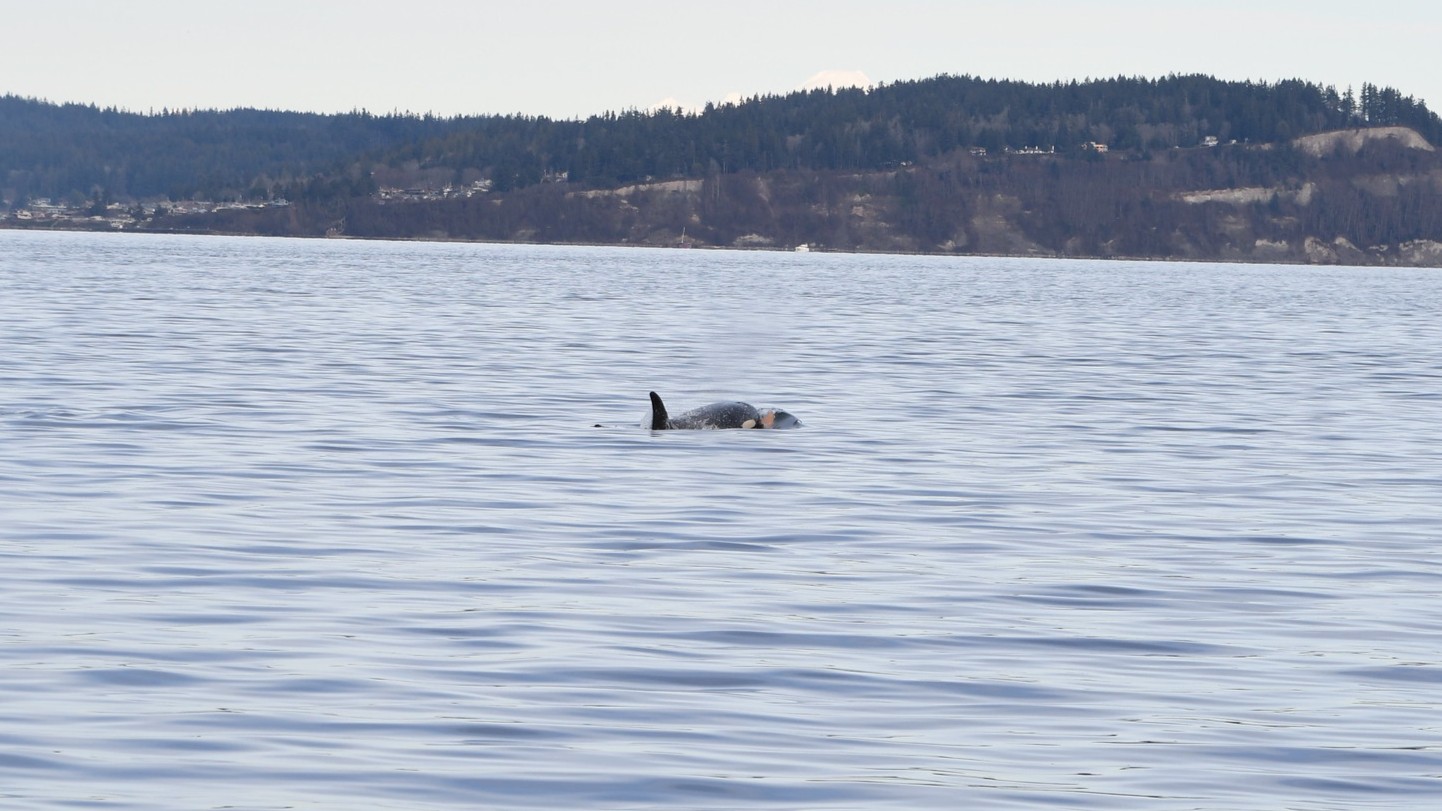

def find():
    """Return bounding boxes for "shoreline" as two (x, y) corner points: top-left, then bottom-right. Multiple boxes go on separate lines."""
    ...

(4, 221), (1440, 270)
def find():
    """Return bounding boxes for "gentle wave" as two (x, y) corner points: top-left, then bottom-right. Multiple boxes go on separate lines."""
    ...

(4, 230), (1442, 809)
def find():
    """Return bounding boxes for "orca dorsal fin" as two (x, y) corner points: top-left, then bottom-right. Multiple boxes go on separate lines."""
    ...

(648, 391), (669, 430)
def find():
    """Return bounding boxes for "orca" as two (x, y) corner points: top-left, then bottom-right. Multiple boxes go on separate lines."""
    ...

(647, 391), (801, 430)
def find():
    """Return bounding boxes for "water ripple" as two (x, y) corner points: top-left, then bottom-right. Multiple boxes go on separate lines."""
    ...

(4, 232), (1442, 810)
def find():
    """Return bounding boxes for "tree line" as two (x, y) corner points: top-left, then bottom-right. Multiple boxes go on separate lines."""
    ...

(4, 74), (1439, 208)
(360, 74), (1442, 193)
(0, 96), (480, 204)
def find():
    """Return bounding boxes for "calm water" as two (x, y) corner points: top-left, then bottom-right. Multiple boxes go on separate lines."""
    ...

(3, 230), (1442, 810)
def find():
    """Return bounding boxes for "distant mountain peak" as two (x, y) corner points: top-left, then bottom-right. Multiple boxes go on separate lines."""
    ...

(798, 70), (873, 92)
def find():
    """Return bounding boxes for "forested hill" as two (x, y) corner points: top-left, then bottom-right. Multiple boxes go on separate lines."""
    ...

(3, 74), (1439, 205)
(5, 75), (1442, 266)
(393, 74), (1442, 191)
(0, 96), (480, 203)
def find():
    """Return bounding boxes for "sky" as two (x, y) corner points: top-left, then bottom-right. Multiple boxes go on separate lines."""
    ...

(7, 0), (1442, 120)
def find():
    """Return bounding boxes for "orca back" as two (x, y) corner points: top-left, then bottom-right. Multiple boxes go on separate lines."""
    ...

(646, 391), (799, 430)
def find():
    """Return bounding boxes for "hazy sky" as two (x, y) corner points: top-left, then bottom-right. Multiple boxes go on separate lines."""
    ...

(8, 0), (1441, 119)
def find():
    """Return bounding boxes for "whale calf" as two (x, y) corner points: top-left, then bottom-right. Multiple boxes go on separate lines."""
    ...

(648, 391), (801, 430)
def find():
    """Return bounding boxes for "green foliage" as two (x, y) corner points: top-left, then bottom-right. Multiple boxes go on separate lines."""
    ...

(5, 74), (1440, 208)
(372, 74), (1441, 194)
(0, 96), (482, 202)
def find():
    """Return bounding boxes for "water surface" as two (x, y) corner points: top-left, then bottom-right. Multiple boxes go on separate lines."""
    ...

(3, 230), (1441, 809)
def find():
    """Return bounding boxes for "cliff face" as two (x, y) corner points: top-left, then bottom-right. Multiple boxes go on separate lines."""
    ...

(1293, 127), (1436, 157)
